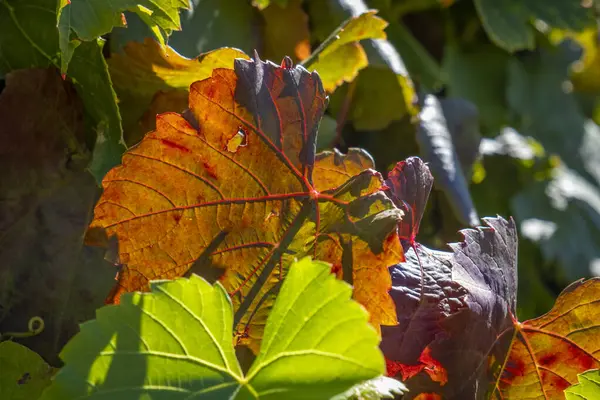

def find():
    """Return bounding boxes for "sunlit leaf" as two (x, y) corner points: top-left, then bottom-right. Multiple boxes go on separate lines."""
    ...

(564, 369), (600, 400)
(495, 278), (600, 398)
(0, 342), (56, 400)
(303, 11), (387, 92)
(87, 53), (404, 350)
(42, 258), (384, 399)
(306, 0), (417, 130)
(332, 376), (407, 400)
(108, 38), (249, 145)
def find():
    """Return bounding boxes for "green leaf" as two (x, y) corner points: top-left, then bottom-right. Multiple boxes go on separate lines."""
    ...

(57, 0), (189, 70)
(565, 369), (600, 400)
(0, 341), (56, 400)
(302, 11), (388, 92)
(111, 0), (260, 59)
(306, 0), (417, 130)
(69, 40), (127, 181)
(42, 257), (383, 399)
(474, 0), (594, 52)
(331, 376), (407, 400)
(0, 0), (126, 183)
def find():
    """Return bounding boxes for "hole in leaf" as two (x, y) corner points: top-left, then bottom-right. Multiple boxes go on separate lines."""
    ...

(227, 127), (248, 153)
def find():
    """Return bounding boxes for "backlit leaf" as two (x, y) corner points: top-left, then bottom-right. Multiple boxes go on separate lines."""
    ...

(0, 342), (56, 400)
(565, 369), (600, 400)
(307, 0), (418, 130)
(108, 38), (249, 145)
(42, 258), (384, 399)
(87, 53), (404, 350)
(495, 278), (600, 399)
(303, 10), (387, 92)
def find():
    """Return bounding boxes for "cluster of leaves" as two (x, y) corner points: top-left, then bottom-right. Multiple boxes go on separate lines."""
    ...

(2, 0), (600, 399)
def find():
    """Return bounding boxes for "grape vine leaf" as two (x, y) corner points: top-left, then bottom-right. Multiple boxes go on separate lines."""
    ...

(86, 52), (404, 350)
(41, 257), (384, 399)
(382, 216), (518, 399)
(494, 278), (600, 399)
(0, 341), (56, 400)
(0, 68), (116, 364)
(108, 38), (248, 145)
(302, 10), (388, 92)
(564, 369), (600, 400)
(57, 0), (189, 71)
(474, 0), (594, 52)
(0, 0), (126, 182)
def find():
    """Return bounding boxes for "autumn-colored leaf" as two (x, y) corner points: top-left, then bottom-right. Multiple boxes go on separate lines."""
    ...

(87, 53), (404, 351)
(494, 278), (600, 399)
(303, 10), (388, 92)
(109, 38), (249, 145)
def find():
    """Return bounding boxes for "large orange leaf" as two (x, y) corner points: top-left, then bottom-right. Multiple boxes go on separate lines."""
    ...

(87, 53), (404, 350)
(494, 278), (600, 399)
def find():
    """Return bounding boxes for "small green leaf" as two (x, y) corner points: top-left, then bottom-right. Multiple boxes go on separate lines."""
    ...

(565, 369), (600, 400)
(0, 341), (56, 400)
(42, 257), (384, 399)
(303, 11), (388, 92)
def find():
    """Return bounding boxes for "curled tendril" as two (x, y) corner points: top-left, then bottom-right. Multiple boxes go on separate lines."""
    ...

(0, 316), (44, 340)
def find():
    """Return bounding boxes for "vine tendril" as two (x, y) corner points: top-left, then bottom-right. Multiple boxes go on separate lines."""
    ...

(0, 316), (44, 340)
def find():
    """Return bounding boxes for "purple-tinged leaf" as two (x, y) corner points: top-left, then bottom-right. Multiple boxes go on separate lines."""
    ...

(385, 157), (433, 250)
(381, 216), (518, 399)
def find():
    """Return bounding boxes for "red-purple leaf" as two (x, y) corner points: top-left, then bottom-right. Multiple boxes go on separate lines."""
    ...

(385, 157), (434, 249)
(382, 217), (518, 398)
